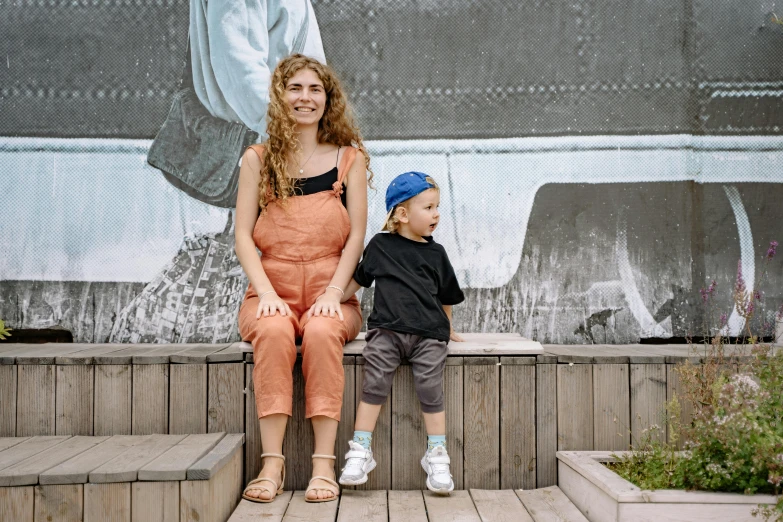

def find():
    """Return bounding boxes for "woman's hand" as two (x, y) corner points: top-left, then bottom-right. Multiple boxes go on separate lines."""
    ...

(256, 291), (291, 319)
(307, 288), (344, 321)
(449, 330), (464, 342)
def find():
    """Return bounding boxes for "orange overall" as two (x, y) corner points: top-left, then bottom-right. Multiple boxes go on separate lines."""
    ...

(238, 145), (362, 421)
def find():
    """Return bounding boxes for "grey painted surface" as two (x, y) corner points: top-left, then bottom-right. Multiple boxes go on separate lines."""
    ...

(0, 1), (781, 138)
(1, 1), (782, 344)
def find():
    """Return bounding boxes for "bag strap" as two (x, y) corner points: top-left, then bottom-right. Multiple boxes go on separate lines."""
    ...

(292, 0), (310, 54)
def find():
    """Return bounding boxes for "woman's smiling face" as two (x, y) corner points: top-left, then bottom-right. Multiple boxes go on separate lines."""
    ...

(285, 68), (327, 126)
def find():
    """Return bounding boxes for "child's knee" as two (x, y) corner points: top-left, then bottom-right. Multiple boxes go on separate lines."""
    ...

(414, 378), (445, 413)
(361, 364), (395, 404)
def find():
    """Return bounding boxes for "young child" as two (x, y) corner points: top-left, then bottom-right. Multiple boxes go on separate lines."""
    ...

(337, 171), (464, 494)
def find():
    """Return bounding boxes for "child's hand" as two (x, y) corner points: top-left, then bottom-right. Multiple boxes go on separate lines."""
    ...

(307, 288), (345, 321)
(449, 330), (464, 342)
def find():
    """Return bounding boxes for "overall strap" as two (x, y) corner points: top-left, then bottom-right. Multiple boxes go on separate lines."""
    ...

(246, 144), (266, 164)
(337, 147), (357, 184)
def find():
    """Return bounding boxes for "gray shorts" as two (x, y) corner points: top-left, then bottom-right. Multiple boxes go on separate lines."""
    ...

(361, 328), (448, 413)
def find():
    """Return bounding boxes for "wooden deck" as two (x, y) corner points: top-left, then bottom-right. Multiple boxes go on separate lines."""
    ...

(227, 487), (588, 522)
(0, 433), (244, 522)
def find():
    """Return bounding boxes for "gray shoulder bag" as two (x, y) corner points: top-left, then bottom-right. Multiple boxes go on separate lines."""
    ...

(147, 2), (310, 207)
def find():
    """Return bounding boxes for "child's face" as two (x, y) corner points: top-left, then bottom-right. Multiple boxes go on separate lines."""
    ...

(399, 188), (440, 238)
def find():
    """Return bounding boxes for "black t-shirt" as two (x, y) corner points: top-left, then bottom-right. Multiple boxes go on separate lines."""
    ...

(353, 233), (465, 342)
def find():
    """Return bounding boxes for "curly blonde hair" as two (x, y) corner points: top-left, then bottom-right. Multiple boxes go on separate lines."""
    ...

(257, 54), (372, 212)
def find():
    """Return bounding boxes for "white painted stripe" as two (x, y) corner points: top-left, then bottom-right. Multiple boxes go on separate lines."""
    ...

(1, 135), (782, 286)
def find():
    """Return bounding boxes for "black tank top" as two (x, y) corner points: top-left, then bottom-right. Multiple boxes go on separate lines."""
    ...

(293, 147), (346, 207)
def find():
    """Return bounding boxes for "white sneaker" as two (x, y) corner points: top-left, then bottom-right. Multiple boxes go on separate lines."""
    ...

(421, 446), (454, 494)
(338, 440), (377, 486)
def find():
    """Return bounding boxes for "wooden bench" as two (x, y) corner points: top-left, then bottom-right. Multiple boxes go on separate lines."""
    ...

(0, 432), (244, 522)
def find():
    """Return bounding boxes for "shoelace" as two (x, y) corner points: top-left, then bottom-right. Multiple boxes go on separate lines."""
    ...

(430, 461), (451, 476)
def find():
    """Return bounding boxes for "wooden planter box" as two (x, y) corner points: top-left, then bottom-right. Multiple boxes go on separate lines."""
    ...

(557, 451), (778, 522)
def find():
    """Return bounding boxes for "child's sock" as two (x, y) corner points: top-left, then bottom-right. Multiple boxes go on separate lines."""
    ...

(352, 430), (373, 450)
(427, 435), (447, 451)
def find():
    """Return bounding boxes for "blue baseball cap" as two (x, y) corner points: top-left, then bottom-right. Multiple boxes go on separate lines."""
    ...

(385, 171), (436, 211)
(381, 171), (437, 231)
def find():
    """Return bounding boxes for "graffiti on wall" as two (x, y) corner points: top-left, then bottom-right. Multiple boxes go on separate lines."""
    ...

(1, 1), (781, 343)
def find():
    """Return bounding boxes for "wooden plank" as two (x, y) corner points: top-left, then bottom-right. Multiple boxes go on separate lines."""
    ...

(132, 364), (169, 435)
(355, 363), (391, 490)
(170, 344), (230, 364)
(556, 364), (593, 451)
(0, 435), (107, 486)
(56, 365), (94, 435)
(464, 359), (500, 489)
(207, 363), (244, 434)
(592, 364), (630, 451)
(17, 365), (56, 436)
(515, 486), (589, 522)
(93, 346), (162, 365)
(90, 434), (186, 483)
(422, 490), (481, 521)
(445, 358), (464, 490)
(630, 363), (667, 445)
(133, 345), (192, 365)
(210, 448), (244, 522)
(188, 433), (244, 480)
(387, 490), (427, 522)
(281, 490), (338, 522)
(11, 344), (89, 365)
(391, 365), (426, 490)
(536, 362), (557, 488)
(0, 437), (30, 453)
(40, 435), (142, 484)
(55, 344), (130, 365)
(94, 365), (132, 436)
(666, 363), (695, 449)
(0, 366), (17, 436)
(244, 363), (262, 486)
(0, 436), (70, 472)
(180, 448), (243, 522)
(470, 489), (534, 522)
(0, 486), (33, 522)
(169, 364), (208, 434)
(33, 484), (83, 522)
(84, 482), (131, 522)
(336, 357), (356, 477)
(139, 432), (224, 481)
(500, 362), (536, 489)
(240, 334), (543, 358)
(227, 492), (293, 522)
(132, 481), (179, 522)
(283, 361), (314, 491)
(207, 343), (246, 363)
(336, 489), (387, 522)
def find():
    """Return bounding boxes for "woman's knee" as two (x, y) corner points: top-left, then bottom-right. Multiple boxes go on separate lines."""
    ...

(301, 316), (344, 346)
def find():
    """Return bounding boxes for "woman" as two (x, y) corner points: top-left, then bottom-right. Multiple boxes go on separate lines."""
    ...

(235, 54), (371, 503)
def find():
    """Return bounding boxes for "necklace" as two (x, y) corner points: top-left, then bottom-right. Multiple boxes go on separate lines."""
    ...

(297, 145), (318, 175)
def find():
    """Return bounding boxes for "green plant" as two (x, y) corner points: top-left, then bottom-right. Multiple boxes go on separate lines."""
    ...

(610, 240), (783, 520)
(0, 319), (11, 340)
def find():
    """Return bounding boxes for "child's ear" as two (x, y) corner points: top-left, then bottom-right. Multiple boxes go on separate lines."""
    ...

(396, 206), (409, 223)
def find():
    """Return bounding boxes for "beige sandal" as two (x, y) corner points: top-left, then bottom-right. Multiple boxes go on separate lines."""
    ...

(305, 454), (340, 503)
(242, 453), (286, 503)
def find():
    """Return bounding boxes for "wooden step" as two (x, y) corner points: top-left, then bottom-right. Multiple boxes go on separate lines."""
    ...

(0, 433), (244, 522)
(227, 487), (588, 521)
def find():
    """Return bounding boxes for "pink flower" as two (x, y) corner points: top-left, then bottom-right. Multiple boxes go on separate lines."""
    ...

(735, 261), (746, 296)
(767, 240), (778, 260)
